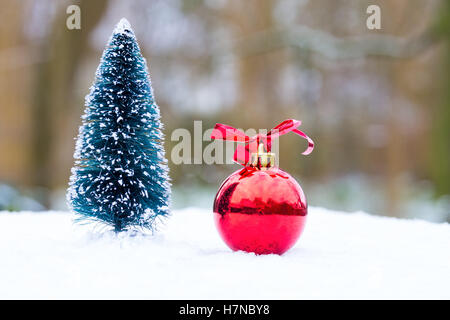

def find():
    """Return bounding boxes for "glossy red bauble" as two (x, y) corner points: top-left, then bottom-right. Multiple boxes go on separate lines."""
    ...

(213, 166), (307, 255)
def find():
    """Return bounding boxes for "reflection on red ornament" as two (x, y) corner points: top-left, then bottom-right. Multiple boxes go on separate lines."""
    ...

(213, 165), (307, 255)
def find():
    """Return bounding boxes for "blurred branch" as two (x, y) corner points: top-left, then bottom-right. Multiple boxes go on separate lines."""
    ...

(233, 26), (438, 59)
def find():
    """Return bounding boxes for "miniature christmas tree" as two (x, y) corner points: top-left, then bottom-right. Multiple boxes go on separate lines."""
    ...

(67, 18), (170, 232)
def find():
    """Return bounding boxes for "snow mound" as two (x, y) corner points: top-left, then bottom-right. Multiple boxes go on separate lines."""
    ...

(0, 207), (448, 299)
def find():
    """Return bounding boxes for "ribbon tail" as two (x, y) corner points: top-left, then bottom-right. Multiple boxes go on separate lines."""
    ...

(293, 128), (314, 155)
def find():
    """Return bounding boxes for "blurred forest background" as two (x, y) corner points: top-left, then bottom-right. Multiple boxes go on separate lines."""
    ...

(0, 0), (449, 222)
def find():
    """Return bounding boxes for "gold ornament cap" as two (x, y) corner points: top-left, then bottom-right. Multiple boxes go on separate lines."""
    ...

(250, 143), (275, 168)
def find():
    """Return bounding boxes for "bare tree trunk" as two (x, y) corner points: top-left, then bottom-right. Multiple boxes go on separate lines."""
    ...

(30, 0), (109, 207)
(427, 0), (450, 200)
(0, 1), (33, 186)
(225, 0), (283, 127)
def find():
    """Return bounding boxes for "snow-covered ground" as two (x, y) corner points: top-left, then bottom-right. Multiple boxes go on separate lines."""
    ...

(0, 207), (448, 299)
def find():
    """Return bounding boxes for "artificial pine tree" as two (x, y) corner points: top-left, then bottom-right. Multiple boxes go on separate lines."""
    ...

(67, 18), (170, 232)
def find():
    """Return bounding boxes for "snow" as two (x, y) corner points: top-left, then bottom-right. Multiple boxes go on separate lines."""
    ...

(113, 18), (133, 36)
(0, 207), (448, 299)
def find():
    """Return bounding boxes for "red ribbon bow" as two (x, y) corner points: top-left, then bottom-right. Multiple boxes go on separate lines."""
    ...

(210, 119), (314, 165)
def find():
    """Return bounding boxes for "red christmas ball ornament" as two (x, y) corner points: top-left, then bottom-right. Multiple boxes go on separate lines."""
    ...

(211, 119), (315, 255)
(213, 163), (307, 255)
